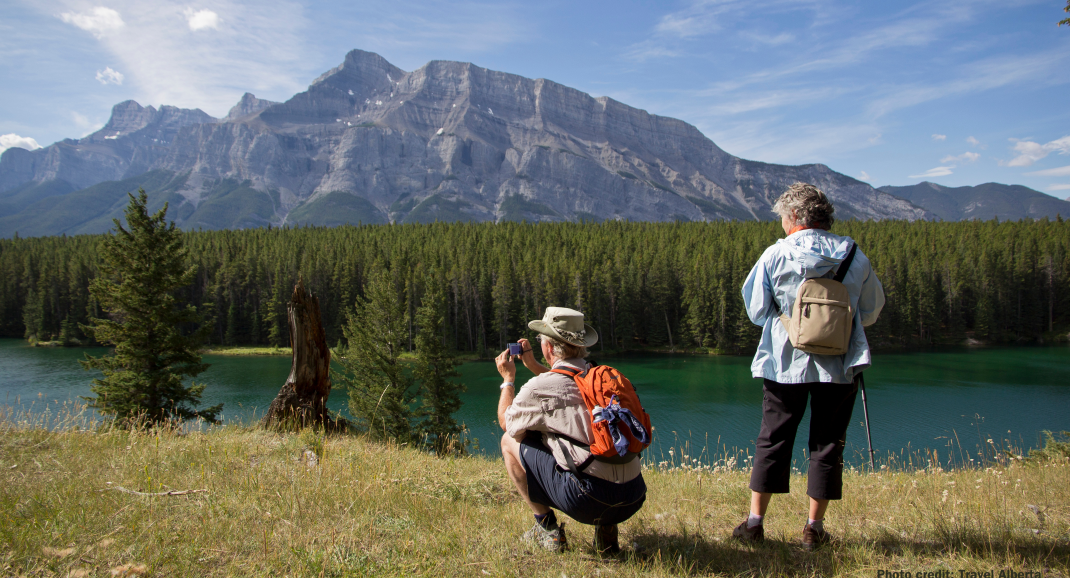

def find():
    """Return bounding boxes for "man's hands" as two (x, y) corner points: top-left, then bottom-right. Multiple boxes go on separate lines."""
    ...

(497, 337), (549, 386)
(495, 349), (517, 383)
(517, 337), (548, 375)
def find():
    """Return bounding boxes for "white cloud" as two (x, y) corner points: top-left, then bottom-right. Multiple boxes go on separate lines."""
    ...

(1007, 136), (1070, 167)
(95, 66), (124, 85)
(623, 41), (681, 62)
(43, 0), (316, 118)
(739, 31), (795, 46)
(966, 136), (980, 146)
(71, 111), (104, 137)
(184, 8), (220, 31)
(867, 50), (1069, 119)
(1026, 165), (1070, 177)
(0, 134), (43, 154)
(932, 134), (946, 141)
(59, 6), (124, 39)
(940, 152), (979, 164)
(859, 170), (871, 181)
(909, 166), (954, 179)
(705, 117), (885, 165)
(1047, 184), (1070, 192)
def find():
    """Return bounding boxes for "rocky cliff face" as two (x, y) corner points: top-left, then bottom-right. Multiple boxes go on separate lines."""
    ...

(0, 50), (929, 236)
(0, 101), (216, 193)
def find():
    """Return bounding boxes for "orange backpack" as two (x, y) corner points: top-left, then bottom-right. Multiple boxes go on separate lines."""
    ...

(550, 364), (653, 467)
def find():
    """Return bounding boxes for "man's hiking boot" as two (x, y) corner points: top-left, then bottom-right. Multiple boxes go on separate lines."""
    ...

(522, 521), (568, 552)
(731, 520), (765, 543)
(593, 524), (620, 555)
(802, 523), (831, 551)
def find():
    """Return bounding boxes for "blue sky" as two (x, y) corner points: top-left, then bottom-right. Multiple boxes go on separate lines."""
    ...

(2, 0), (1069, 196)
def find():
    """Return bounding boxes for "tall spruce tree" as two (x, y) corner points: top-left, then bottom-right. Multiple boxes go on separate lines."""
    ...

(81, 190), (220, 424)
(414, 284), (465, 455)
(333, 269), (414, 441)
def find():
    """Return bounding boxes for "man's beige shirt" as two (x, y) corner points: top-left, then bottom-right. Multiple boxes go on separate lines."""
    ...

(503, 358), (641, 484)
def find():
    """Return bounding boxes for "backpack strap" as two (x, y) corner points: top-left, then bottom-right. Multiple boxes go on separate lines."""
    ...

(772, 242), (857, 323)
(551, 434), (596, 474)
(833, 243), (858, 283)
(547, 366), (594, 474)
(550, 366), (581, 378)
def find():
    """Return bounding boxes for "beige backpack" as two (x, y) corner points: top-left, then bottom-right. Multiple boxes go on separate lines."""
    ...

(775, 244), (857, 356)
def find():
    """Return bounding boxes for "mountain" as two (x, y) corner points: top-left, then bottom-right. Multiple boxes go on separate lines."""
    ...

(0, 49), (930, 238)
(878, 182), (1070, 221)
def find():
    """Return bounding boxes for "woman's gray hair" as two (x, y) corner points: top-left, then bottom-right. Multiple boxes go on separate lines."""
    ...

(538, 333), (588, 360)
(772, 182), (835, 229)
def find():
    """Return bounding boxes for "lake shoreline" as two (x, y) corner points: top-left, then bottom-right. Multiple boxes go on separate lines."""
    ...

(17, 335), (1070, 359)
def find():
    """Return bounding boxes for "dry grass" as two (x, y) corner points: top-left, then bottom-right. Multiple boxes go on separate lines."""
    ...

(0, 408), (1068, 577)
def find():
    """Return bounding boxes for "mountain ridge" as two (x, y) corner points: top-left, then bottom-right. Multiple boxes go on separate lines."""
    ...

(0, 49), (931, 237)
(878, 181), (1070, 221)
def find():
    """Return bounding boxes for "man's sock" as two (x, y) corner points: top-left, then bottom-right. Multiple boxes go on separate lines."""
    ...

(808, 518), (824, 532)
(535, 511), (557, 529)
(746, 514), (764, 528)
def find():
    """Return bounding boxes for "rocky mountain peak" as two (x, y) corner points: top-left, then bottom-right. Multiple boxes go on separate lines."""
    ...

(89, 101), (215, 142)
(224, 93), (279, 121)
(0, 49), (935, 234)
(99, 100), (159, 136)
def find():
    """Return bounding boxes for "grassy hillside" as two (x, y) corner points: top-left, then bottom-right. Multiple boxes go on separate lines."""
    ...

(1, 414), (1067, 577)
(286, 192), (387, 227)
(0, 171), (188, 238)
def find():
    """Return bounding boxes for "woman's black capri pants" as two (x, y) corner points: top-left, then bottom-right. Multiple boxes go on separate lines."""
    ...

(749, 378), (859, 500)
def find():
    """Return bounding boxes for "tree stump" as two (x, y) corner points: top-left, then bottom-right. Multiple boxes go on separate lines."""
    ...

(261, 279), (337, 431)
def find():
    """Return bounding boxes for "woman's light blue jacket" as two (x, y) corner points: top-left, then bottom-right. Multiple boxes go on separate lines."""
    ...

(742, 228), (885, 384)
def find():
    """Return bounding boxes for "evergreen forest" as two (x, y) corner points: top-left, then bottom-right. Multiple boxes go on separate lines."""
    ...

(3, 217), (1068, 355)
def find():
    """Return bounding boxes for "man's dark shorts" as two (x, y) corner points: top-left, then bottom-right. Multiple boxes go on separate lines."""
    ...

(519, 432), (646, 526)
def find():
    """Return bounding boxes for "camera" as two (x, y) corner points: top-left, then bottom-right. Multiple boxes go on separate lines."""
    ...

(508, 342), (523, 356)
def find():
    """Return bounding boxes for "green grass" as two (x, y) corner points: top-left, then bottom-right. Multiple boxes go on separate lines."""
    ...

(1, 409), (1067, 577)
(200, 346), (290, 357)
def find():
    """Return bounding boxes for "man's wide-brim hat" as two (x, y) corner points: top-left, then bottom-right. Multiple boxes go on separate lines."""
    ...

(528, 307), (598, 348)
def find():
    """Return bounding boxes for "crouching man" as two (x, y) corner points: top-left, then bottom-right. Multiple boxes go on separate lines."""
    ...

(496, 307), (647, 554)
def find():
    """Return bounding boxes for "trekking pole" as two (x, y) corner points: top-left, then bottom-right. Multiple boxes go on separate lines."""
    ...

(858, 372), (876, 472)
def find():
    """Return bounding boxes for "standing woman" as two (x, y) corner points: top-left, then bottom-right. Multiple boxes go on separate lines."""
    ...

(733, 183), (885, 549)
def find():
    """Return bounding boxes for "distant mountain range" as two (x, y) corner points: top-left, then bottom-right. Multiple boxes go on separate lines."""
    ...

(0, 49), (1057, 238)
(0, 50), (935, 238)
(878, 182), (1070, 221)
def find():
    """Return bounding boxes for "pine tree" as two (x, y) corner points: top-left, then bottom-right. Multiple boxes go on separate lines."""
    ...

(333, 269), (414, 441)
(80, 190), (220, 425)
(22, 286), (42, 343)
(414, 284), (465, 455)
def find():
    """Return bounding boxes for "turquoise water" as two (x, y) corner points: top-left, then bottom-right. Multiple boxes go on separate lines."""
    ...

(2, 338), (1068, 466)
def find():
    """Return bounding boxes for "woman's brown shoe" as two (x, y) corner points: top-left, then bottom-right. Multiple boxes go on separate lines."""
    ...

(802, 523), (831, 551)
(732, 520), (765, 543)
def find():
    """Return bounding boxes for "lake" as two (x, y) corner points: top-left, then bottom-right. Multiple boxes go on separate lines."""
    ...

(2, 338), (1068, 468)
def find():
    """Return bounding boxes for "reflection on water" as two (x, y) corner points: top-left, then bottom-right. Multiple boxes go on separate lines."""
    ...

(2, 338), (1068, 466)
